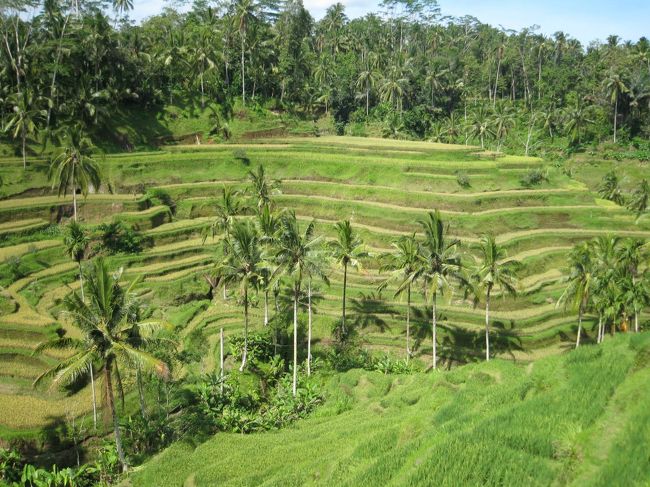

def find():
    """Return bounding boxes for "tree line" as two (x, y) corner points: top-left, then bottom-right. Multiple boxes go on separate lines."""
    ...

(2, 0), (650, 160)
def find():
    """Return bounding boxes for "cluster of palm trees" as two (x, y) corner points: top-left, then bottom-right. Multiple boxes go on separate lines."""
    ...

(597, 171), (649, 221)
(559, 236), (650, 347)
(210, 169), (526, 383)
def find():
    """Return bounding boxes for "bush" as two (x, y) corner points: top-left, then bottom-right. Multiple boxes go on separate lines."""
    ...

(520, 168), (549, 187)
(370, 354), (415, 374)
(97, 221), (145, 254)
(456, 172), (471, 188)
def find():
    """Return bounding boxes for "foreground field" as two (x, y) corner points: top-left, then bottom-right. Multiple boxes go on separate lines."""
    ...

(0, 136), (648, 437)
(125, 333), (650, 486)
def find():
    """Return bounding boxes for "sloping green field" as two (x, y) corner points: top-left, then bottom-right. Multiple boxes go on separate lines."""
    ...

(0, 136), (648, 437)
(125, 333), (650, 487)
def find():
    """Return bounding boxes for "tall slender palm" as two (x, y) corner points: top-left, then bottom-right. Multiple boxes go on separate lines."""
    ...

(627, 179), (649, 222)
(329, 220), (368, 336)
(233, 0), (257, 106)
(418, 210), (461, 369)
(378, 234), (422, 360)
(472, 235), (520, 361)
(48, 125), (102, 222)
(218, 220), (262, 371)
(62, 221), (98, 426)
(256, 204), (280, 326)
(4, 90), (45, 169)
(34, 258), (169, 472)
(616, 239), (648, 333)
(604, 71), (629, 143)
(248, 165), (280, 211)
(558, 242), (594, 348)
(356, 66), (377, 116)
(563, 104), (593, 146)
(469, 106), (492, 149)
(275, 212), (328, 394)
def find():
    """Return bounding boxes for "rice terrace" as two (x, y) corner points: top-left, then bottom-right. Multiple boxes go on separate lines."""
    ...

(1, 0), (650, 485)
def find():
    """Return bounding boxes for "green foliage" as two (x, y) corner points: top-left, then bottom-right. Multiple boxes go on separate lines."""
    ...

(97, 221), (145, 254)
(520, 168), (549, 187)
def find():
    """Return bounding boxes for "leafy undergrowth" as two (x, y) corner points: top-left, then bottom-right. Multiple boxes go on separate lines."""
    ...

(125, 333), (650, 486)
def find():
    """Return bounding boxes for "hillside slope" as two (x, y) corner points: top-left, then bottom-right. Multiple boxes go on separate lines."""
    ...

(126, 333), (650, 486)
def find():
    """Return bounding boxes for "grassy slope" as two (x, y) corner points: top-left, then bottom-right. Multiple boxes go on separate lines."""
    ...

(0, 135), (648, 437)
(126, 333), (650, 487)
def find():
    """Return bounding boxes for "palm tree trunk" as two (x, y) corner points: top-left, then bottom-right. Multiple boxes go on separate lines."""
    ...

(137, 366), (146, 419)
(576, 307), (583, 348)
(90, 362), (97, 430)
(366, 85), (369, 117)
(406, 284), (411, 360)
(220, 327), (224, 393)
(432, 292), (437, 370)
(597, 315), (603, 344)
(105, 362), (127, 472)
(240, 35), (245, 106)
(485, 287), (491, 361)
(634, 309), (639, 333)
(239, 286), (248, 371)
(292, 286), (298, 397)
(342, 262), (347, 335)
(21, 127), (26, 169)
(78, 261), (85, 302)
(264, 289), (269, 326)
(613, 95), (618, 143)
(307, 280), (312, 376)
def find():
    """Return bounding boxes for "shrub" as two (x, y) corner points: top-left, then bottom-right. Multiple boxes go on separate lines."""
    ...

(97, 221), (145, 254)
(520, 168), (549, 187)
(456, 172), (471, 188)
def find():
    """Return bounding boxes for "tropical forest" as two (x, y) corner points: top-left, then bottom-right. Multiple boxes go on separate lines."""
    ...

(0, 0), (649, 485)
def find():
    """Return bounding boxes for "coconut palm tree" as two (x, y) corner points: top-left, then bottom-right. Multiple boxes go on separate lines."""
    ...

(356, 65), (377, 116)
(603, 71), (629, 143)
(616, 239), (648, 333)
(218, 220), (262, 371)
(563, 103), (593, 146)
(34, 258), (170, 472)
(627, 179), (649, 221)
(275, 212), (329, 392)
(48, 125), (102, 222)
(558, 242), (594, 348)
(469, 105), (492, 149)
(378, 234), (422, 360)
(4, 90), (45, 169)
(232, 0), (257, 106)
(418, 210), (462, 369)
(205, 185), (244, 240)
(256, 204), (281, 326)
(472, 235), (520, 361)
(248, 165), (280, 211)
(597, 170), (625, 205)
(329, 220), (368, 336)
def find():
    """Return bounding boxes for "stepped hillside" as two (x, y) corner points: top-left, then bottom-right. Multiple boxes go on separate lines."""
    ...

(0, 136), (648, 438)
(125, 333), (650, 486)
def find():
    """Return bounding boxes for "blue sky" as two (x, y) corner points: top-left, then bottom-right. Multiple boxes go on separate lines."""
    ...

(131, 0), (649, 45)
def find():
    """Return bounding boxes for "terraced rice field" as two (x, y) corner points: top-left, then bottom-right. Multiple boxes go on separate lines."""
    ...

(0, 136), (648, 436)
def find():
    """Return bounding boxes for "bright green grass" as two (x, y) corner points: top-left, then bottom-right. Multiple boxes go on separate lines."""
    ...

(125, 333), (650, 487)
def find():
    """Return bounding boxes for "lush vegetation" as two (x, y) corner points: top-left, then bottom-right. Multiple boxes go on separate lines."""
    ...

(1, 0), (650, 156)
(1, 0), (650, 484)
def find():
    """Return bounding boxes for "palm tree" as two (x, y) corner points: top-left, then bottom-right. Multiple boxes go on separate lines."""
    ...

(597, 171), (625, 205)
(604, 71), (629, 143)
(248, 165), (280, 211)
(4, 90), (45, 169)
(472, 235), (520, 361)
(558, 242), (594, 348)
(329, 220), (368, 336)
(424, 66), (449, 109)
(256, 204), (281, 326)
(275, 212), (328, 393)
(616, 239), (648, 333)
(356, 65), (377, 116)
(627, 179), (649, 221)
(218, 220), (262, 371)
(48, 125), (102, 222)
(469, 106), (492, 149)
(378, 234), (422, 360)
(491, 102), (515, 152)
(34, 258), (169, 472)
(233, 0), (257, 106)
(418, 210), (462, 369)
(563, 104), (593, 146)
(206, 185), (243, 239)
